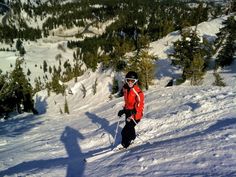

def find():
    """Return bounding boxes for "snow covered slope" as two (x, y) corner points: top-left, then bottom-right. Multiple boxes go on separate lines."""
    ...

(0, 74), (235, 176)
(0, 16), (236, 176)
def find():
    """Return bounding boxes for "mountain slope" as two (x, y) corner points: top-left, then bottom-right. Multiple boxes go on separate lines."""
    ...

(0, 80), (235, 176)
(0, 16), (236, 176)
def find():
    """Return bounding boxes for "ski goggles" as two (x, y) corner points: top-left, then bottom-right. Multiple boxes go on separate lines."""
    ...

(125, 78), (138, 84)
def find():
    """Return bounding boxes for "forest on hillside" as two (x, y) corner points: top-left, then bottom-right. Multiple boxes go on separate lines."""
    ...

(0, 0), (236, 117)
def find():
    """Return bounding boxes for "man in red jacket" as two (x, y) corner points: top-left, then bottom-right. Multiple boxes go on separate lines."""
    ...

(118, 71), (144, 148)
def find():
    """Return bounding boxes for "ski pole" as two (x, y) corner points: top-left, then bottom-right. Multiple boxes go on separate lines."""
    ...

(136, 132), (152, 145)
(112, 117), (121, 147)
(136, 134), (146, 144)
(131, 117), (151, 145)
(131, 117), (138, 125)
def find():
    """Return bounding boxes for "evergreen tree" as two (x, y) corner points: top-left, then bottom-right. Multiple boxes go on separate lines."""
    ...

(189, 52), (205, 85)
(111, 77), (119, 94)
(170, 29), (210, 85)
(50, 72), (65, 95)
(64, 96), (69, 114)
(0, 71), (15, 117)
(27, 68), (31, 76)
(49, 66), (52, 74)
(92, 78), (98, 95)
(11, 59), (27, 112)
(135, 29), (150, 54)
(59, 107), (63, 114)
(213, 72), (226, 87)
(73, 48), (83, 82)
(80, 84), (87, 98)
(43, 60), (48, 73)
(138, 50), (156, 90)
(10, 59), (37, 114)
(216, 16), (236, 68)
(19, 46), (26, 56)
(127, 49), (156, 90)
(33, 77), (44, 94)
(16, 39), (22, 51)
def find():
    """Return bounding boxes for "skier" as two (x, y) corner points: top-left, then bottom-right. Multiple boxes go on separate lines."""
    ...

(117, 71), (144, 148)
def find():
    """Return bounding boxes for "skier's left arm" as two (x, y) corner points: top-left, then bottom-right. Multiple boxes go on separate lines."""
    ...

(134, 91), (144, 120)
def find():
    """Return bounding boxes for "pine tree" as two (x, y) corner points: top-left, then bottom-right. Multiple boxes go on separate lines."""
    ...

(51, 72), (65, 95)
(49, 66), (52, 74)
(189, 52), (205, 85)
(81, 84), (87, 98)
(33, 77), (44, 94)
(127, 49), (156, 90)
(43, 60), (48, 73)
(215, 16), (236, 68)
(213, 72), (226, 87)
(10, 59), (36, 113)
(111, 77), (119, 94)
(137, 50), (156, 90)
(73, 48), (83, 82)
(27, 68), (31, 76)
(19, 46), (26, 56)
(16, 39), (22, 51)
(135, 29), (150, 54)
(64, 96), (69, 114)
(92, 78), (98, 95)
(170, 29), (210, 85)
(59, 107), (63, 114)
(0, 71), (15, 117)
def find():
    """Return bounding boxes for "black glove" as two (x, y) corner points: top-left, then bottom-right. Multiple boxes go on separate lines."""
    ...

(118, 109), (125, 117)
(126, 109), (136, 118)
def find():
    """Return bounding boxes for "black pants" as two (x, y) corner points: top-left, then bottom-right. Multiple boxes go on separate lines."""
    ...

(121, 119), (139, 148)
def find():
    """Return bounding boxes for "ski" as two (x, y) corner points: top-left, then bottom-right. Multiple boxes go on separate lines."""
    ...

(84, 141), (144, 163)
(84, 148), (118, 163)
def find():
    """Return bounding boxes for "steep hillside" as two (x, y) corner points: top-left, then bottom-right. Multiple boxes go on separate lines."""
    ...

(0, 67), (235, 176)
(0, 14), (236, 176)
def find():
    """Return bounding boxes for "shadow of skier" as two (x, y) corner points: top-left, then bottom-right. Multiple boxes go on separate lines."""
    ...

(60, 126), (85, 177)
(0, 126), (86, 177)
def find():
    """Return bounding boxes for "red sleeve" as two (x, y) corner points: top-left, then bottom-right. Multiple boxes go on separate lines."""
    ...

(134, 90), (144, 120)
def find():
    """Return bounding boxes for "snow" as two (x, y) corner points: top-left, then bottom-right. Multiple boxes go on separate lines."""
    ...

(0, 16), (236, 177)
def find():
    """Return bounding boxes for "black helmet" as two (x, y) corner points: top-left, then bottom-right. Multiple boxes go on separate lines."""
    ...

(125, 71), (138, 80)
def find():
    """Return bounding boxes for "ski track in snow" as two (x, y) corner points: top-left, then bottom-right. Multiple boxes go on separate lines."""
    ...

(82, 86), (236, 177)
(1, 84), (235, 177)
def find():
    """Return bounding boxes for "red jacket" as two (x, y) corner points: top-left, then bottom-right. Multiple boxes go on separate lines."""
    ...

(123, 84), (144, 121)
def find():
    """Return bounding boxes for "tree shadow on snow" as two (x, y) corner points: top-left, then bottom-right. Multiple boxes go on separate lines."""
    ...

(0, 113), (43, 137)
(0, 96), (48, 137)
(34, 95), (48, 114)
(218, 63), (236, 74)
(0, 126), (86, 177)
(155, 58), (181, 80)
